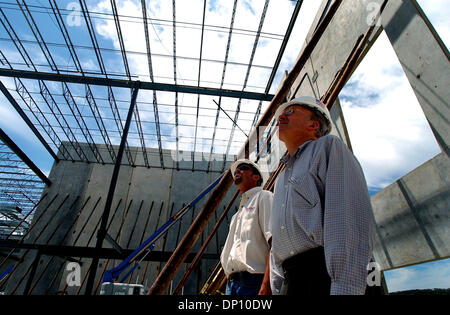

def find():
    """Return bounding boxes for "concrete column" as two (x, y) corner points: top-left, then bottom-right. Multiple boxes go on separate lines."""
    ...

(381, 0), (450, 156)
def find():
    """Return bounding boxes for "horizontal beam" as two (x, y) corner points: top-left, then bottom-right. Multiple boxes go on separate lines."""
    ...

(0, 69), (274, 101)
(0, 240), (219, 262)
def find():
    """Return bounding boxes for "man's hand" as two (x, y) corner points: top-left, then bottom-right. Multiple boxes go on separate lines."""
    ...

(259, 243), (272, 295)
(258, 280), (272, 295)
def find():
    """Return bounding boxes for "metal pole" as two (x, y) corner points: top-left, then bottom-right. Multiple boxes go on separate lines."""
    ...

(0, 82), (59, 162)
(172, 190), (239, 295)
(0, 69), (273, 101)
(148, 0), (343, 295)
(84, 82), (140, 295)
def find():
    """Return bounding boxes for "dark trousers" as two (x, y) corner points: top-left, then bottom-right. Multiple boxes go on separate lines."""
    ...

(226, 271), (264, 296)
(281, 247), (383, 295)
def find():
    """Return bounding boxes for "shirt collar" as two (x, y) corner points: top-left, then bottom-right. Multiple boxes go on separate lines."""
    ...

(242, 186), (262, 200)
(280, 140), (313, 164)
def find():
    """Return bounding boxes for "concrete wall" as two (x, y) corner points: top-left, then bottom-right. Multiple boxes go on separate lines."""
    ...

(3, 143), (239, 295)
(286, 0), (387, 149)
(372, 152), (450, 270)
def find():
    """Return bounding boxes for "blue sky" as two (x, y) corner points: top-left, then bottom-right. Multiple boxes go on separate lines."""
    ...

(0, 0), (448, 293)
(384, 258), (450, 293)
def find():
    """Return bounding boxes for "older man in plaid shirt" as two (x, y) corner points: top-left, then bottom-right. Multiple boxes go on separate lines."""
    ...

(259, 96), (378, 295)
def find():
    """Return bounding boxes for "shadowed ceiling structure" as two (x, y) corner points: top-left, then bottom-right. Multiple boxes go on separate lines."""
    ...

(0, 0), (310, 172)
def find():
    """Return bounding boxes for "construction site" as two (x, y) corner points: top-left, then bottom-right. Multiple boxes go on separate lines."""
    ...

(0, 0), (448, 296)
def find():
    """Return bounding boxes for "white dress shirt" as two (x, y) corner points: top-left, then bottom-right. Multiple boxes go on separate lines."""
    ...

(221, 186), (273, 276)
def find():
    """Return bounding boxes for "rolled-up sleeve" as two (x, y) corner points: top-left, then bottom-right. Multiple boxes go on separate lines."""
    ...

(321, 138), (375, 295)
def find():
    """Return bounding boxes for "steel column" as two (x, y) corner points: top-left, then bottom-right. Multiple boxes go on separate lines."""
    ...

(84, 83), (140, 295)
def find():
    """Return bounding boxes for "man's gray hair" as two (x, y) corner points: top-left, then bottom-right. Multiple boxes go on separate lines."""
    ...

(306, 107), (328, 137)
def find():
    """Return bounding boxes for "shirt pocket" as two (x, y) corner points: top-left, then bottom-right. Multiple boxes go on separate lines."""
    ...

(288, 173), (319, 209)
(288, 173), (322, 244)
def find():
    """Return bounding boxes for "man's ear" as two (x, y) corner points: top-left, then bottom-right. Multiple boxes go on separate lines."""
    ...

(308, 119), (319, 131)
(252, 173), (261, 183)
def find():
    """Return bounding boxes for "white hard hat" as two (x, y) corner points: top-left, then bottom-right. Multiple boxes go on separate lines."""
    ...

(274, 96), (332, 135)
(230, 159), (263, 181)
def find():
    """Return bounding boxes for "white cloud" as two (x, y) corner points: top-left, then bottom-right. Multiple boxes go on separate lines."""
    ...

(416, 0), (450, 47)
(267, 0), (323, 94)
(340, 32), (441, 191)
(0, 81), (53, 175)
(385, 259), (450, 292)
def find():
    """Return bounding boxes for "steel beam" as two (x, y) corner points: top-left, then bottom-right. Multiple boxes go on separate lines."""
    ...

(221, 0), (270, 171)
(141, 0), (163, 168)
(0, 68), (274, 101)
(203, 0), (238, 172)
(264, 0), (304, 94)
(84, 83), (140, 295)
(0, 240), (219, 262)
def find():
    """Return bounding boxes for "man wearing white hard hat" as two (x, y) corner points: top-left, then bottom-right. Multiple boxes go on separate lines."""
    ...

(259, 96), (378, 295)
(220, 159), (273, 295)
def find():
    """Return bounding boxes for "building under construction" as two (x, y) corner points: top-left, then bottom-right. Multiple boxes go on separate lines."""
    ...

(0, 0), (448, 295)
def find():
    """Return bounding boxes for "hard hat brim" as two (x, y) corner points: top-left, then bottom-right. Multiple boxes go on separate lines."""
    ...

(230, 159), (262, 180)
(274, 97), (332, 135)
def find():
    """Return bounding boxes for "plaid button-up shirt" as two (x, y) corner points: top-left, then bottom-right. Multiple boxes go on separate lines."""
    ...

(270, 135), (376, 295)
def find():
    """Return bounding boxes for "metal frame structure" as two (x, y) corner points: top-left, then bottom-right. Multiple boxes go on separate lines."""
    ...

(0, 0), (305, 171)
(0, 0), (307, 295)
(0, 0), (447, 296)
(0, 128), (48, 240)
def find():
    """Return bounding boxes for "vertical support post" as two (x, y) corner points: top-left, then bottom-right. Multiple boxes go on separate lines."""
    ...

(381, 0), (450, 156)
(84, 82), (140, 295)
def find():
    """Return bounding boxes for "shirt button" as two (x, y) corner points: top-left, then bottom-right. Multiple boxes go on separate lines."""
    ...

(281, 225), (285, 230)
(282, 203), (285, 207)
(290, 251), (295, 255)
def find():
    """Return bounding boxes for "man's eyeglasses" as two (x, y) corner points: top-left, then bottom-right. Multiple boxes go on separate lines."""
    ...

(281, 107), (295, 117)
